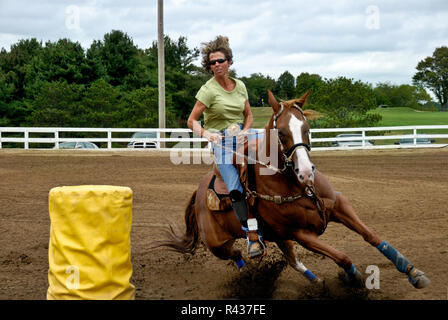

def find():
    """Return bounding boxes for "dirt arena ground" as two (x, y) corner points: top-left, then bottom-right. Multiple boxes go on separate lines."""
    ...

(0, 147), (447, 300)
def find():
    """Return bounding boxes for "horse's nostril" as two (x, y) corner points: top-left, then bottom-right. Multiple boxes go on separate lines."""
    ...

(312, 165), (315, 172)
(294, 168), (299, 174)
(299, 174), (304, 181)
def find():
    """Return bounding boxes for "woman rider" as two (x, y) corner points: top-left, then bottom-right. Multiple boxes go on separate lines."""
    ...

(187, 36), (265, 258)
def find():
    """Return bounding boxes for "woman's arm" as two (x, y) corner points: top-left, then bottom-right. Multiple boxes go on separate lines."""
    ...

(242, 99), (253, 132)
(236, 99), (253, 144)
(187, 100), (222, 143)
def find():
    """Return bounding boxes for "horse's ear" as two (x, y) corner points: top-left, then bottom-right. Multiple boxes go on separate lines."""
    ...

(295, 89), (311, 107)
(267, 90), (281, 113)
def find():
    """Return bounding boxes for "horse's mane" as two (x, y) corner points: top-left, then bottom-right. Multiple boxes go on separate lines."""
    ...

(303, 109), (322, 120)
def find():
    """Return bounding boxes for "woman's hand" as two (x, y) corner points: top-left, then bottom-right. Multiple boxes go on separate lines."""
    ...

(204, 131), (222, 144)
(236, 130), (249, 145)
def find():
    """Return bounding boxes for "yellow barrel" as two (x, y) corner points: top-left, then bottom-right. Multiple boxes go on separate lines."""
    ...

(47, 185), (135, 300)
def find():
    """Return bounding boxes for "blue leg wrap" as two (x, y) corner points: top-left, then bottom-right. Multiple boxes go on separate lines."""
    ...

(346, 264), (358, 275)
(304, 269), (318, 282)
(236, 258), (246, 270)
(376, 240), (411, 273)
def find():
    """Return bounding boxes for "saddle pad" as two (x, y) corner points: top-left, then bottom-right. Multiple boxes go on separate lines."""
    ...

(212, 165), (229, 194)
(207, 175), (231, 212)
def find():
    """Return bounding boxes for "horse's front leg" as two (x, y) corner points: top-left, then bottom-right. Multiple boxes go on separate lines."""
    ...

(209, 239), (246, 271)
(293, 229), (364, 287)
(275, 240), (324, 286)
(332, 193), (430, 289)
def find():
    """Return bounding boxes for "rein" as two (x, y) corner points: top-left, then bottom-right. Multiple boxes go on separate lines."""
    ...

(212, 101), (327, 232)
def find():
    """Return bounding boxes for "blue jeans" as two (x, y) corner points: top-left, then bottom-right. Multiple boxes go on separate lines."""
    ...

(212, 124), (261, 194)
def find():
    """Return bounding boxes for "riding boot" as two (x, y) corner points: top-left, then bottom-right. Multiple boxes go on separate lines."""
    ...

(230, 193), (265, 258)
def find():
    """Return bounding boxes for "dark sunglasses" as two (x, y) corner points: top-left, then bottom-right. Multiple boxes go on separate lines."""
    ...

(209, 58), (227, 66)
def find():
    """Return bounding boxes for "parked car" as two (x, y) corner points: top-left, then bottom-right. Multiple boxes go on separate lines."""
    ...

(54, 141), (99, 149)
(127, 132), (158, 149)
(332, 134), (373, 147)
(394, 137), (435, 145)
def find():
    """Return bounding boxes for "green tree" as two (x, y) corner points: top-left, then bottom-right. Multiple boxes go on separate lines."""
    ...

(413, 46), (448, 110)
(275, 71), (295, 100)
(85, 39), (108, 83)
(310, 77), (380, 129)
(373, 82), (393, 107)
(313, 77), (376, 113)
(26, 81), (84, 127)
(120, 87), (176, 128)
(295, 72), (323, 102)
(0, 100), (30, 126)
(0, 70), (15, 103)
(374, 82), (432, 109)
(0, 38), (43, 100)
(86, 30), (139, 87)
(19, 39), (88, 100)
(241, 73), (276, 107)
(145, 36), (201, 123)
(81, 79), (121, 127)
(392, 84), (431, 109)
(122, 49), (155, 89)
(39, 39), (87, 84)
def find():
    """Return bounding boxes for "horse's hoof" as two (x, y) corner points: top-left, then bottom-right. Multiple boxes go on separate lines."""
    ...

(338, 270), (364, 288)
(407, 267), (430, 289)
(313, 278), (328, 292)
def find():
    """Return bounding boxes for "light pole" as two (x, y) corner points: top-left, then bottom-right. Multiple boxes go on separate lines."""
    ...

(158, 0), (165, 148)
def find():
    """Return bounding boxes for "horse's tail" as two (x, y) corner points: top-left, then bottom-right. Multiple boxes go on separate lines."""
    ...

(154, 190), (200, 254)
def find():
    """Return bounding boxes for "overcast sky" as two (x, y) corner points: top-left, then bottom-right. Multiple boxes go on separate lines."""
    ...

(1, 0), (447, 86)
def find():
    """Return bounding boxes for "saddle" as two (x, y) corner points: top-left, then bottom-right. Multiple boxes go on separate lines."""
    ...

(206, 138), (259, 212)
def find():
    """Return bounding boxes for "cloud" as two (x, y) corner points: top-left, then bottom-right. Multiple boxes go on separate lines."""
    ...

(0, 0), (447, 86)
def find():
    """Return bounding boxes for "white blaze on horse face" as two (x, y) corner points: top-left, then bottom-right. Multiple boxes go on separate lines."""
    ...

(289, 115), (314, 184)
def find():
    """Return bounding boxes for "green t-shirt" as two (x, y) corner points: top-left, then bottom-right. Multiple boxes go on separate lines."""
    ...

(195, 77), (248, 131)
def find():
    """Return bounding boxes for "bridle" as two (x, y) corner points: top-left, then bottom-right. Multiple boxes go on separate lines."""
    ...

(272, 102), (312, 173)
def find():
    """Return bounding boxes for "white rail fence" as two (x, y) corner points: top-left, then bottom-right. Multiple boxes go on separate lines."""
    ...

(0, 125), (447, 151)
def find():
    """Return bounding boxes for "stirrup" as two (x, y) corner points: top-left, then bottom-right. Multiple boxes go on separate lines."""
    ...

(241, 226), (266, 259)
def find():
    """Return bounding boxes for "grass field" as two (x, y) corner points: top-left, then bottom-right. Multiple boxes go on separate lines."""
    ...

(372, 107), (448, 126)
(251, 107), (273, 128)
(251, 106), (448, 145)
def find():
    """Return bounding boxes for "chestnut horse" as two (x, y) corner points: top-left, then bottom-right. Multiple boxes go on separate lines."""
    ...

(159, 90), (430, 290)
